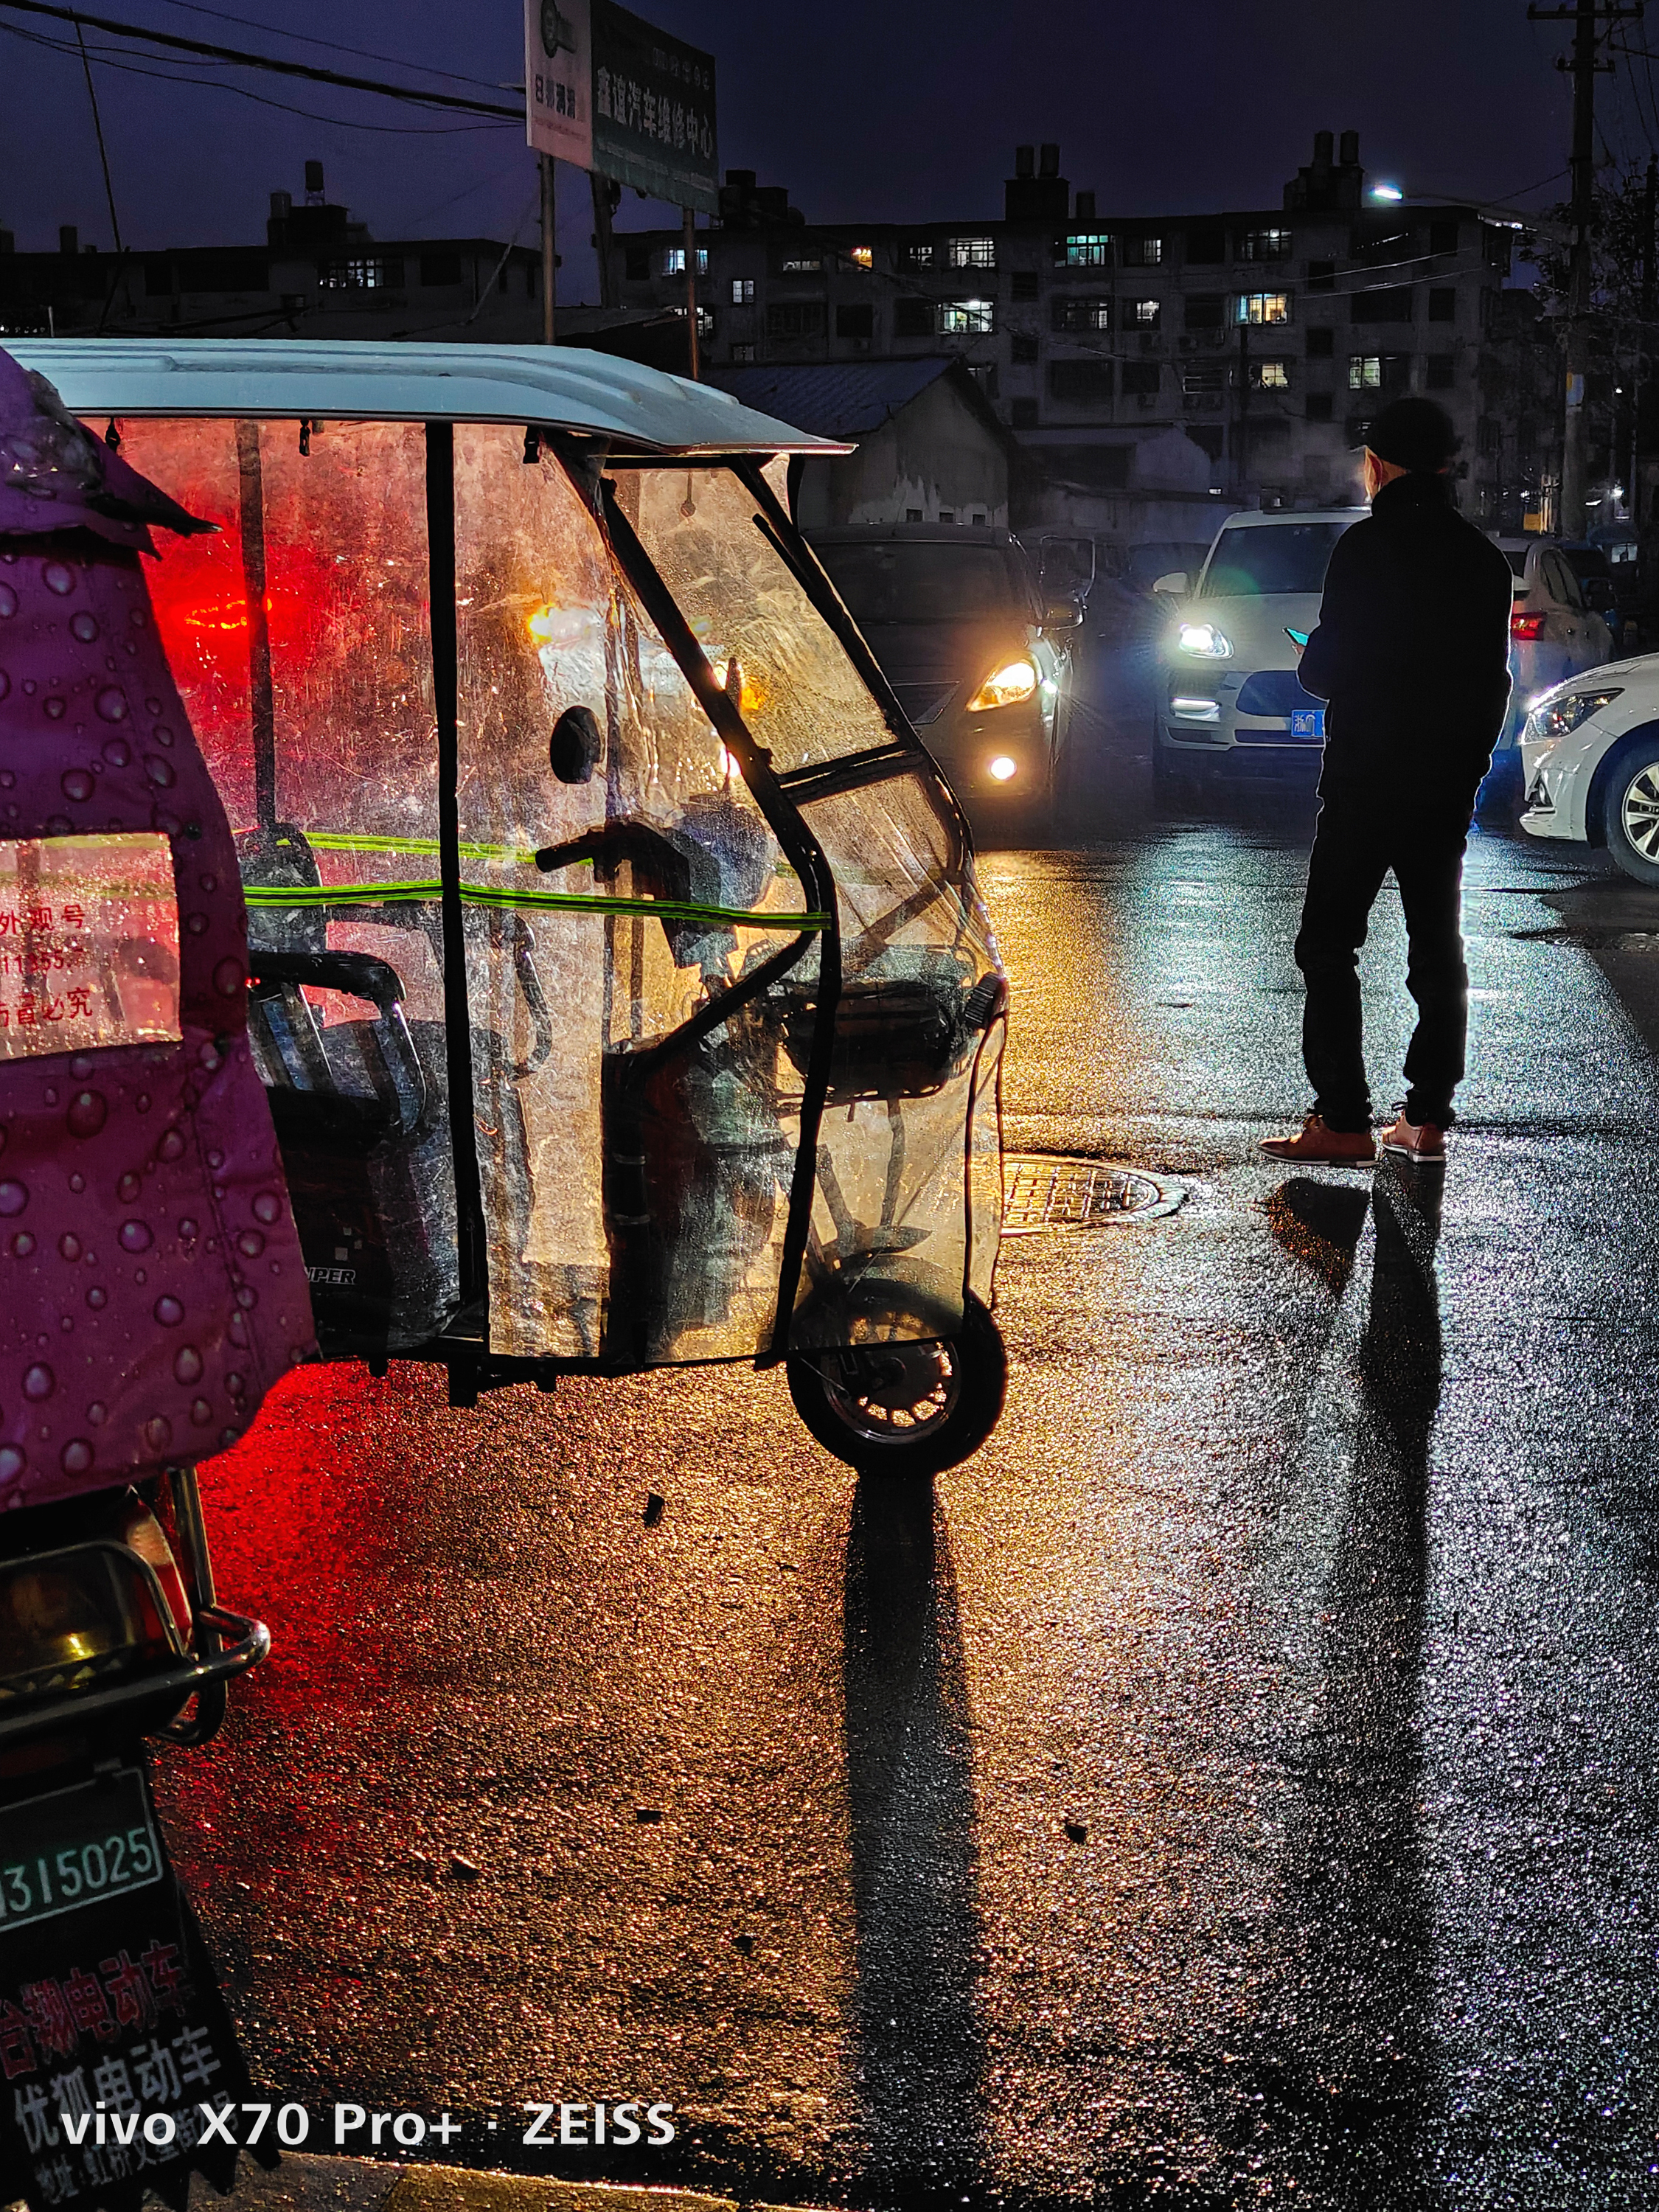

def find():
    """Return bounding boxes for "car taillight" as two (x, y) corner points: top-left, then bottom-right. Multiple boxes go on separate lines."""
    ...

(1511, 611), (1548, 641)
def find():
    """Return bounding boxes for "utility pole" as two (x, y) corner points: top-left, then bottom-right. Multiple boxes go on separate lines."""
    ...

(591, 172), (620, 311)
(540, 153), (556, 345)
(1529, 0), (1644, 535)
(682, 208), (700, 380)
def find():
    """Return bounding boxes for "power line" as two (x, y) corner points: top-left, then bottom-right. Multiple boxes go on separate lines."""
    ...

(0, 0), (521, 115)
(142, 0), (512, 94)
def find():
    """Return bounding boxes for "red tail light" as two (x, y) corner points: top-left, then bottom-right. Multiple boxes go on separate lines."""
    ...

(1511, 611), (1548, 641)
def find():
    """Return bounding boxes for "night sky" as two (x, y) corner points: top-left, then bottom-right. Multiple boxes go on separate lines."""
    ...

(1, 0), (1655, 294)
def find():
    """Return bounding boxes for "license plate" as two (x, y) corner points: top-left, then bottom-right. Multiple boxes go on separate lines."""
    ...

(0, 1767), (164, 1934)
(1290, 707), (1326, 739)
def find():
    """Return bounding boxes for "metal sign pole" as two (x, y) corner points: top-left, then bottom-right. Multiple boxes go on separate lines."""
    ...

(541, 154), (557, 345)
(683, 206), (699, 379)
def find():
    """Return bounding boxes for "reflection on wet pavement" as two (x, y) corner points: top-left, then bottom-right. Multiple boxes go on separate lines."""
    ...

(153, 729), (1659, 2210)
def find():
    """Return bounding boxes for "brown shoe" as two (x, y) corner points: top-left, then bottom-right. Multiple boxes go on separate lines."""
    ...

(1259, 1113), (1377, 1165)
(1380, 1112), (1447, 1163)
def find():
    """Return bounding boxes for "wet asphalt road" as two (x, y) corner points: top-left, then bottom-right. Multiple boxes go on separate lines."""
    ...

(154, 639), (1659, 2212)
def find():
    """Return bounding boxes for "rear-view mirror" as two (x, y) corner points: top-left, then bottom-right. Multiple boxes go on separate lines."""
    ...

(1152, 571), (1189, 596)
(1043, 601), (1083, 629)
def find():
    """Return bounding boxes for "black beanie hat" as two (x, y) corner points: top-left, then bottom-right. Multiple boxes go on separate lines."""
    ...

(1362, 395), (1458, 472)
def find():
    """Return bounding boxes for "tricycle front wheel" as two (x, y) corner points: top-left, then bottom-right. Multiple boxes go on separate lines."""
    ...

(786, 1292), (1007, 1478)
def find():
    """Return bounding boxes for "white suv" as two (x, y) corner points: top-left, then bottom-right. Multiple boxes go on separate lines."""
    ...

(1519, 655), (1659, 880)
(1152, 509), (1362, 793)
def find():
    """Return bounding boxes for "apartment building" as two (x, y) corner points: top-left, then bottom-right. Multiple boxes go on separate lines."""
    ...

(609, 132), (1551, 528)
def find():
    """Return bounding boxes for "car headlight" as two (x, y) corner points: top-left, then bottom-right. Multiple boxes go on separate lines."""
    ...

(986, 755), (1020, 782)
(1525, 686), (1623, 742)
(1169, 695), (1221, 723)
(967, 658), (1039, 712)
(1176, 621), (1234, 660)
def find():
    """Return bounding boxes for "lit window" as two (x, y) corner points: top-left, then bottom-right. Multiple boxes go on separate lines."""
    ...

(1122, 234), (1163, 266)
(847, 245), (874, 269)
(778, 251), (821, 273)
(662, 246), (709, 276)
(318, 257), (401, 290)
(939, 298), (995, 334)
(1053, 296), (1110, 332)
(1237, 291), (1290, 325)
(1064, 232), (1113, 267)
(903, 240), (936, 268)
(1253, 358), (1290, 389)
(730, 277), (754, 303)
(1241, 227), (1292, 261)
(1130, 298), (1161, 328)
(1349, 355), (1382, 389)
(948, 236), (996, 268)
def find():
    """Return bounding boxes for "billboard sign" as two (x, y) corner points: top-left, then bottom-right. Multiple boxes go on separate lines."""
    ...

(525, 0), (594, 167)
(591, 0), (718, 214)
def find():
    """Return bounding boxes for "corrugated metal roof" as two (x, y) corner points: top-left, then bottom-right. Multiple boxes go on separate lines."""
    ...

(7, 339), (851, 456)
(707, 358), (958, 441)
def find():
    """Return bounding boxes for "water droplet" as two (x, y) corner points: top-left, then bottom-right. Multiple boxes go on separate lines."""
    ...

(177, 1218), (199, 1245)
(206, 1150), (224, 1170)
(173, 1345), (204, 1385)
(42, 561), (75, 596)
(60, 768), (93, 801)
(85, 1284), (106, 1310)
(69, 1057), (92, 1079)
(198, 1043), (221, 1071)
(217, 1427), (239, 1449)
(67, 1172), (85, 1194)
(251, 1190), (282, 1225)
(44, 697), (65, 721)
(189, 1397), (212, 1425)
(212, 956), (244, 996)
(151, 723), (175, 748)
(22, 1363), (53, 1400)
(226, 1312), (248, 1346)
(156, 1127), (185, 1163)
(0, 583), (15, 617)
(153, 1295), (183, 1325)
(69, 612), (99, 643)
(58, 1232), (81, 1262)
(144, 1415), (173, 1451)
(0, 1445), (24, 1479)
(185, 912), (209, 935)
(134, 1093), (150, 1113)
(101, 736), (131, 768)
(60, 1438), (93, 1474)
(199, 874), (218, 893)
(133, 1267), (146, 1285)
(41, 1088), (56, 1108)
(236, 1229), (265, 1259)
(86, 1400), (106, 1425)
(10, 1231), (34, 1258)
(0, 1180), (27, 1216)
(65, 1090), (106, 1138)
(0, 674), (8, 705)
(225, 1371), (246, 1395)
(94, 687), (128, 723)
(118, 1220), (153, 1253)
(144, 754), (175, 787)
(20, 680), (32, 695)
(116, 1172), (141, 1204)
(234, 1284), (257, 1310)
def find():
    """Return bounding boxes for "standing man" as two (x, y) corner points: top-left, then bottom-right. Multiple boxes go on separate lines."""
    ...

(1260, 397), (1514, 1167)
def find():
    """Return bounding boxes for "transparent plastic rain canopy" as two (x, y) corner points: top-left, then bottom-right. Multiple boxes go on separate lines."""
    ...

(118, 414), (1004, 1371)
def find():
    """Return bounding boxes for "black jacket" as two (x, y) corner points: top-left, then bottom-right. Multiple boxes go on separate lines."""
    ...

(1298, 473), (1514, 805)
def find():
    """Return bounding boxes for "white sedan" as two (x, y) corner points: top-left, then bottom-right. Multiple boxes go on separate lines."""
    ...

(1518, 655), (1659, 880)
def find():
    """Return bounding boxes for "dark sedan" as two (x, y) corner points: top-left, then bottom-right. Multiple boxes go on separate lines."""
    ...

(807, 526), (1079, 830)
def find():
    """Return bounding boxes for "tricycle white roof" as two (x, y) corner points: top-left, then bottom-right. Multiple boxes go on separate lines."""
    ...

(7, 338), (852, 458)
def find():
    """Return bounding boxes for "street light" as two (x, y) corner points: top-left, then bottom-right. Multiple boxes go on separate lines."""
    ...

(1369, 182), (1405, 203)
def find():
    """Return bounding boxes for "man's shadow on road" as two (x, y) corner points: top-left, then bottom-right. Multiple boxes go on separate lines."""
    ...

(841, 1479), (987, 2208)
(1251, 1163), (1447, 2208)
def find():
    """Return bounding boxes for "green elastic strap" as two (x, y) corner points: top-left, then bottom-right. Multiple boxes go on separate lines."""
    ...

(243, 879), (827, 929)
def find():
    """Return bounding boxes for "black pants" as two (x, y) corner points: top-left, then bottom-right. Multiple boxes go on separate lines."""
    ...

(1294, 791), (1472, 1132)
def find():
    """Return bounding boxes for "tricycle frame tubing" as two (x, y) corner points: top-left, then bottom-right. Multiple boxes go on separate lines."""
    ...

(591, 472), (842, 1368)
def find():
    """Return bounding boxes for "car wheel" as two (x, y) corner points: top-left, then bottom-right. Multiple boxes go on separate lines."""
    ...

(787, 1290), (1008, 1478)
(1603, 742), (1659, 883)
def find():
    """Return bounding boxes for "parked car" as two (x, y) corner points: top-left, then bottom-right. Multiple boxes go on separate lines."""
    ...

(1558, 541), (1632, 655)
(1152, 509), (1362, 793)
(1477, 536), (1615, 809)
(807, 525), (1079, 827)
(1518, 652), (1659, 880)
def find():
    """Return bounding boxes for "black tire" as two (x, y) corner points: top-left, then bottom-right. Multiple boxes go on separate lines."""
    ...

(787, 1290), (1008, 1478)
(1603, 742), (1659, 884)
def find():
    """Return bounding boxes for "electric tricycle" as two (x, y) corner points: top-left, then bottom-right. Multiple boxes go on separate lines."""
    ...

(18, 340), (1011, 1479)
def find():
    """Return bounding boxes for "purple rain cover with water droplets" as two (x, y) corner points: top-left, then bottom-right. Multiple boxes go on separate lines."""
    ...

(0, 354), (313, 1510)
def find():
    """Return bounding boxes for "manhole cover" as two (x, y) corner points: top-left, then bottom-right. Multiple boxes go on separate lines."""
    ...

(1001, 1155), (1181, 1235)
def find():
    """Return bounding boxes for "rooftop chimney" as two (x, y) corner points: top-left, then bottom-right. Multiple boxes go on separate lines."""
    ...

(1285, 127), (1364, 213)
(1006, 143), (1069, 224)
(1038, 142), (1060, 178)
(1338, 128), (1359, 167)
(270, 189), (291, 220)
(1015, 145), (1034, 178)
(58, 225), (77, 257)
(304, 159), (325, 203)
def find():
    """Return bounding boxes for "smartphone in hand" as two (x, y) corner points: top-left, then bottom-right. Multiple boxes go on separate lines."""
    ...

(1285, 625), (1310, 648)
